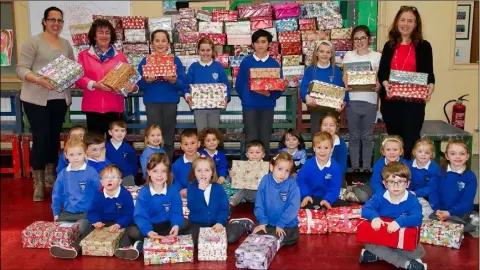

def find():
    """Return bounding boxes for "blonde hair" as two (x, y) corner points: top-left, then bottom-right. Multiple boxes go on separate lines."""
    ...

(146, 153), (173, 186)
(319, 112), (339, 134)
(412, 138), (435, 159)
(380, 135), (404, 153)
(100, 164), (122, 179)
(64, 136), (86, 154)
(188, 155), (218, 184)
(311, 40), (336, 75)
(443, 139), (470, 170)
(382, 161), (411, 181)
(270, 152), (294, 171)
(313, 131), (334, 147)
(144, 124), (163, 147)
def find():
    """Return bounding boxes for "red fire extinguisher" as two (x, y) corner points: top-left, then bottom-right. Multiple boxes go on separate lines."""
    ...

(443, 94), (469, 129)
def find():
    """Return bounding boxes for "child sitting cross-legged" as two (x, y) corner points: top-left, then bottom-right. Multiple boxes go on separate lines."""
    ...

(360, 162), (426, 270)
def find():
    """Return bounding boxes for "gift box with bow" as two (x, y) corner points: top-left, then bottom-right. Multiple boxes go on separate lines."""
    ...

(298, 209), (328, 234)
(326, 206), (363, 233)
(357, 218), (420, 251)
(238, 3), (273, 18)
(308, 80), (346, 110)
(143, 235), (194, 265)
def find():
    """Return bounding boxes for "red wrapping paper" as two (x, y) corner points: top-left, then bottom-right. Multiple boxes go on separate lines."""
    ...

(298, 209), (328, 234)
(179, 32), (200, 44)
(199, 33), (227, 45)
(212, 9), (238, 22)
(142, 64), (177, 77)
(326, 206), (362, 233)
(278, 31), (301, 43)
(386, 83), (429, 102)
(301, 30), (331, 41)
(270, 54), (282, 65)
(268, 42), (280, 55)
(22, 221), (80, 248)
(177, 18), (197, 31)
(121, 16), (146, 29)
(231, 67), (240, 77)
(72, 34), (89, 46)
(179, 8), (195, 18)
(123, 44), (150, 55)
(299, 18), (317, 30)
(217, 55), (229, 68)
(285, 75), (303, 88)
(281, 42), (302, 55)
(146, 54), (175, 65)
(234, 45), (253, 57)
(250, 78), (285, 91)
(238, 3), (273, 18)
(331, 39), (353, 51)
(250, 16), (274, 31)
(356, 218), (420, 251)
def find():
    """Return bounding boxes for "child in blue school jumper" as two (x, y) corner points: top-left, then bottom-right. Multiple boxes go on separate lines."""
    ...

(137, 29), (187, 160)
(126, 153), (188, 257)
(252, 152), (300, 247)
(172, 129), (200, 198)
(347, 135), (408, 203)
(360, 162), (426, 270)
(106, 120), (138, 186)
(198, 128), (228, 184)
(429, 139), (477, 232)
(278, 128), (307, 174)
(300, 40), (347, 139)
(297, 132), (349, 210)
(57, 125), (86, 176)
(84, 131), (112, 173)
(235, 29), (284, 158)
(139, 124), (165, 180)
(186, 156), (253, 244)
(49, 137), (101, 259)
(186, 38), (231, 132)
(319, 113), (348, 176)
(407, 139), (440, 198)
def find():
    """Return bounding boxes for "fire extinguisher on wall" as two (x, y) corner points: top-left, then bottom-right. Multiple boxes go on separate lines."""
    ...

(443, 94), (469, 129)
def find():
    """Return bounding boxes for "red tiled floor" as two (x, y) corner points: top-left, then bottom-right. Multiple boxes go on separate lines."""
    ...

(1, 178), (478, 269)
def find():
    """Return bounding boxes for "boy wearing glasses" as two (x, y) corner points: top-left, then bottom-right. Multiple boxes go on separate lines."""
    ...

(50, 165), (135, 259)
(359, 162), (426, 270)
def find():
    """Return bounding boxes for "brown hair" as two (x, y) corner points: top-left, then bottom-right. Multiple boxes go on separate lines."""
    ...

(144, 124), (163, 147)
(109, 120), (127, 130)
(382, 161), (411, 181)
(270, 151), (294, 171)
(88, 19), (117, 47)
(83, 131), (105, 147)
(412, 138), (435, 159)
(146, 153), (173, 186)
(319, 112), (339, 133)
(442, 139), (470, 171)
(279, 128), (306, 150)
(197, 37), (217, 59)
(199, 128), (224, 149)
(387, 6), (423, 48)
(188, 156), (218, 184)
(64, 136), (87, 154)
(380, 135), (404, 154)
(313, 131), (334, 147)
(100, 164), (123, 179)
(311, 40), (336, 75)
(67, 125), (86, 140)
(246, 140), (265, 153)
(180, 129), (198, 143)
(350, 25), (372, 45)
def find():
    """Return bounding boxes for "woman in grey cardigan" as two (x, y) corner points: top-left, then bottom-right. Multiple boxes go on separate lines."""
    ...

(16, 6), (75, 201)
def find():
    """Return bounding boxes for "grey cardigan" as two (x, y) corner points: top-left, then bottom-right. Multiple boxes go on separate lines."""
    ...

(16, 33), (75, 106)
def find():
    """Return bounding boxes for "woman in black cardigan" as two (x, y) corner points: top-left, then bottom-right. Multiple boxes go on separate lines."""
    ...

(378, 6), (435, 159)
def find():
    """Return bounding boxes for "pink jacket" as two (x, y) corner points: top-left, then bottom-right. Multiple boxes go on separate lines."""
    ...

(76, 47), (128, 113)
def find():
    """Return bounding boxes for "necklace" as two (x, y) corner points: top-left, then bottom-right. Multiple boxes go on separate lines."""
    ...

(394, 44), (412, 70)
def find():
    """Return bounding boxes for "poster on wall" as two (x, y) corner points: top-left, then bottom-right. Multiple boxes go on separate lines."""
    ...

(0, 29), (13, 67)
(456, 4), (472, 40)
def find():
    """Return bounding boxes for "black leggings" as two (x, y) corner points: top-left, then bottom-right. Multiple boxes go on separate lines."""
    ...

(85, 111), (124, 139)
(23, 100), (67, 170)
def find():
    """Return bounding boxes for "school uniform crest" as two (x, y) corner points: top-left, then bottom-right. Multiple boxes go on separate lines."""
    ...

(458, 181), (465, 191)
(280, 191), (288, 202)
(116, 203), (123, 209)
(325, 174), (332, 180)
(123, 152), (128, 159)
(79, 181), (87, 191)
(212, 73), (219, 80)
(163, 203), (171, 212)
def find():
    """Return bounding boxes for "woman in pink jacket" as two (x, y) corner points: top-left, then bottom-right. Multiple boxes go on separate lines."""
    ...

(76, 19), (137, 137)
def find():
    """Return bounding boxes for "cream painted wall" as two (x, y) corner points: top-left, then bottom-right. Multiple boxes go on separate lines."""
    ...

(378, 1), (479, 153)
(9, 1), (479, 153)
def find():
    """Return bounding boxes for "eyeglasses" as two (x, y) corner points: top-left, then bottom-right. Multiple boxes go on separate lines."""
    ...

(353, 36), (368, 42)
(45, 18), (64, 24)
(102, 176), (122, 181)
(385, 180), (408, 187)
(400, 6), (417, 11)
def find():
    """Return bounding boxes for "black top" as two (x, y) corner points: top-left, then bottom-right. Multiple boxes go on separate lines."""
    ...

(377, 40), (435, 99)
